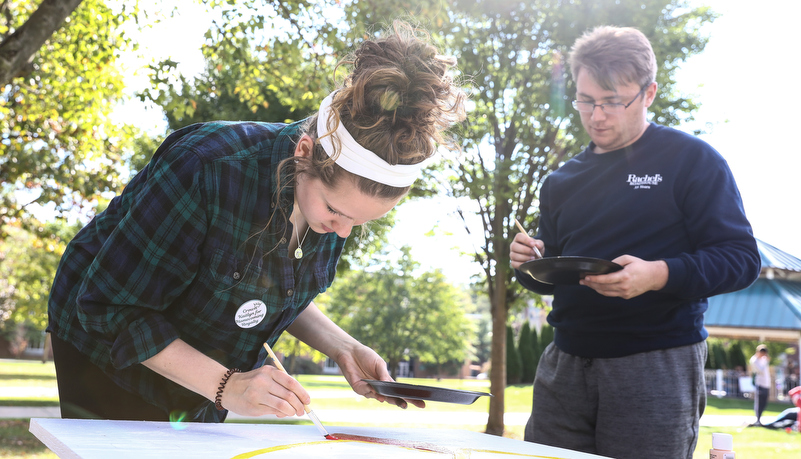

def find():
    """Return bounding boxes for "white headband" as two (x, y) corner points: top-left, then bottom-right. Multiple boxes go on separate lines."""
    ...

(316, 91), (428, 187)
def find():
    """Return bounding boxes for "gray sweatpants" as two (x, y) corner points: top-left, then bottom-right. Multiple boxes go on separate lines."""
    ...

(525, 341), (707, 459)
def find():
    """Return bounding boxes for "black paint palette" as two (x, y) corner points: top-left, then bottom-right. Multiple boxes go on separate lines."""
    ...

(363, 380), (492, 405)
(519, 256), (622, 285)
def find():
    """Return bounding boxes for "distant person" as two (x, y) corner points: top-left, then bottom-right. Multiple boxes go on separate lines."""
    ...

(509, 26), (760, 458)
(759, 407), (798, 430)
(47, 21), (466, 422)
(758, 385), (800, 431)
(750, 344), (771, 425)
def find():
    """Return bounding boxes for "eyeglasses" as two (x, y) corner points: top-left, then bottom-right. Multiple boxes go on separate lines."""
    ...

(572, 85), (648, 114)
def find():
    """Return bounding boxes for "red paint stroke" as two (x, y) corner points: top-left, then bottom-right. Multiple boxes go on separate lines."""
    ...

(325, 433), (452, 454)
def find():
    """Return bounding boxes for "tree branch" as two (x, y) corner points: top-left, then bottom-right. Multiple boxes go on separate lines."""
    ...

(0, 0), (83, 86)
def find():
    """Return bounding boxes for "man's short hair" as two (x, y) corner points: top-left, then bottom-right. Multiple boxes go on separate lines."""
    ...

(568, 26), (657, 91)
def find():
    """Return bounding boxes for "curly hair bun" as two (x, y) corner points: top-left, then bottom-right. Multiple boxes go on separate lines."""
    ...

(331, 20), (466, 168)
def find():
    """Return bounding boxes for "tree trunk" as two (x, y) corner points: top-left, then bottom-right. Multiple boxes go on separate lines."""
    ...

(0, 0), (84, 85)
(486, 274), (508, 436)
(486, 168), (512, 436)
(486, 214), (511, 435)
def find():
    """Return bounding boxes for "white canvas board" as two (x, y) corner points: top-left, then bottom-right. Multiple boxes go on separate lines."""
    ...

(29, 418), (611, 459)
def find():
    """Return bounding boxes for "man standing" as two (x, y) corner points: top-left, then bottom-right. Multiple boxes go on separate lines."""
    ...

(750, 344), (771, 425)
(510, 26), (760, 458)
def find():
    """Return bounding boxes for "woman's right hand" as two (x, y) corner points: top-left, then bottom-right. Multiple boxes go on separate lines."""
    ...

(221, 366), (311, 418)
(510, 232), (544, 269)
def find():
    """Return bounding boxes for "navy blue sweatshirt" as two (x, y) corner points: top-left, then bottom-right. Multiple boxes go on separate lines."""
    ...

(517, 123), (760, 358)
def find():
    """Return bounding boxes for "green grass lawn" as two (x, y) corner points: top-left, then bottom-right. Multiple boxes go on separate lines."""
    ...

(0, 360), (58, 407)
(2, 359), (799, 458)
(0, 361), (531, 411)
(303, 374), (533, 412)
(693, 426), (800, 458)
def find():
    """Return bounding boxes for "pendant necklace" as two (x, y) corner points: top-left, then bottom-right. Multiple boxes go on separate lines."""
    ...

(293, 220), (311, 259)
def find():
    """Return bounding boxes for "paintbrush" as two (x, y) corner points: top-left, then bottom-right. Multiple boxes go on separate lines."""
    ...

(513, 218), (543, 258)
(262, 342), (330, 438)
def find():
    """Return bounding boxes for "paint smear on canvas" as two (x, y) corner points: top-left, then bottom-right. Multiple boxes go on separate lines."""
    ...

(230, 432), (572, 459)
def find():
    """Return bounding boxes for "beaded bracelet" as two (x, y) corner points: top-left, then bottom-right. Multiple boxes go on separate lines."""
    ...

(214, 368), (240, 411)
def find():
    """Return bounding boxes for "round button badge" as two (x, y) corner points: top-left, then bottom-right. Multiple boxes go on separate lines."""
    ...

(234, 300), (267, 329)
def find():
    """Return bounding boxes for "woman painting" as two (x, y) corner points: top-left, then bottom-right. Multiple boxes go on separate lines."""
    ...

(47, 20), (466, 423)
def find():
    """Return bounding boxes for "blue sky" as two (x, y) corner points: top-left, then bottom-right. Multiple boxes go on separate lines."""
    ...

(675, 0), (800, 259)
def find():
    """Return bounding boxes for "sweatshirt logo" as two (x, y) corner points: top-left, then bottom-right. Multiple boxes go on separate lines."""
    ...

(627, 173), (662, 190)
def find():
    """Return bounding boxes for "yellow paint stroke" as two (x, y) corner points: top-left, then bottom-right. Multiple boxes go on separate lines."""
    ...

(229, 439), (572, 459)
(231, 440), (329, 458)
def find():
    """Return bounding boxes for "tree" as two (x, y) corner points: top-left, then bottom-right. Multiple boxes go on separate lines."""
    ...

(414, 270), (475, 378)
(139, 0), (357, 127)
(462, 285), (492, 367)
(539, 324), (555, 353)
(530, 324), (541, 378)
(322, 247), (473, 379)
(0, 0), (148, 339)
(273, 332), (327, 375)
(505, 325), (521, 385)
(0, 220), (80, 354)
(1, 0), (140, 234)
(140, 43), (314, 130)
(0, 0), (84, 86)
(711, 341), (729, 369)
(728, 341), (747, 371)
(518, 322), (535, 384)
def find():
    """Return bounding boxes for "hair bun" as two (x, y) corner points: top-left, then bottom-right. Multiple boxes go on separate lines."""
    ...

(324, 20), (466, 174)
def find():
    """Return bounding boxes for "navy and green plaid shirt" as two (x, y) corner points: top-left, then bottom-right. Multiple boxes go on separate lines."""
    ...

(47, 120), (346, 421)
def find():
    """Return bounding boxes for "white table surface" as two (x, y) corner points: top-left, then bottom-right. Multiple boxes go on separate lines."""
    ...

(29, 418), (611, 459)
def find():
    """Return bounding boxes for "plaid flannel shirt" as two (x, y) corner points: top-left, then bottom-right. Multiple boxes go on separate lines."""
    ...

(47, 120), (345, 421)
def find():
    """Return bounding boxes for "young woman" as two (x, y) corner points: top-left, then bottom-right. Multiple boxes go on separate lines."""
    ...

(47, 20), (466, 423)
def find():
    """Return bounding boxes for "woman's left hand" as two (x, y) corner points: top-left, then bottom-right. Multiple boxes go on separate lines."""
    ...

(335, 343), (425, 409)
(285, 302), (424, 409)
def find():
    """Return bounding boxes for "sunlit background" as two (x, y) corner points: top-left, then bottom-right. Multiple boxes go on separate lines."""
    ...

(111, 0), (801, 284)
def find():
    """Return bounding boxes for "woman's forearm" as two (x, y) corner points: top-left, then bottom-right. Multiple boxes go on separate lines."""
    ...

(139, 305), (361, 413)
(286, 302), (360, 361)
(142, 338), (229, 402)
(144, 338), (310, 417)
(141, 305), (349, 407)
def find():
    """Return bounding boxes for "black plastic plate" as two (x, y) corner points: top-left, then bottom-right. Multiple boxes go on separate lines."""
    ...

(519, 256), (622, 285)
(363, 380), (492, 405)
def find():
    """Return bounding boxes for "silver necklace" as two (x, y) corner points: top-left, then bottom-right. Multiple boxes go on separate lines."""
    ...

(294, 220), (311, 259)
